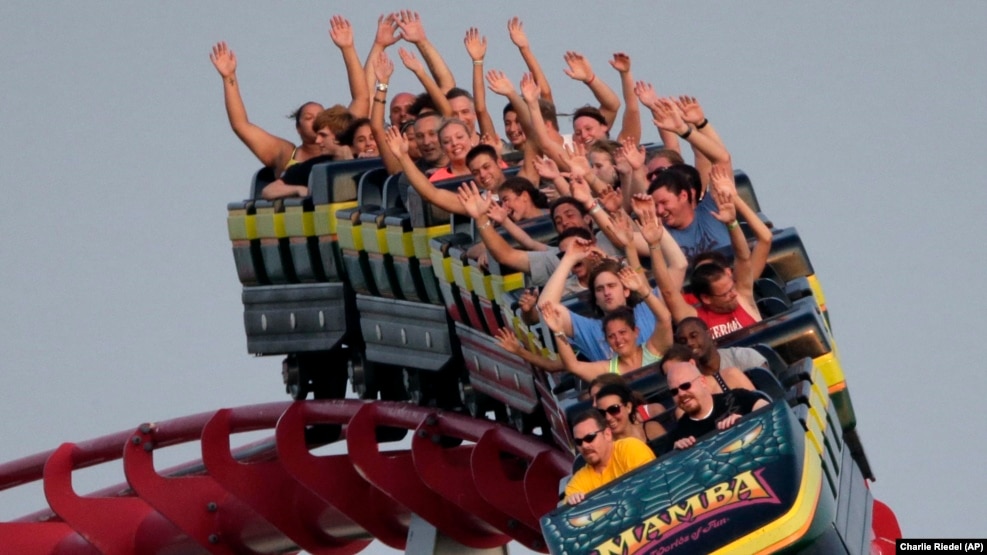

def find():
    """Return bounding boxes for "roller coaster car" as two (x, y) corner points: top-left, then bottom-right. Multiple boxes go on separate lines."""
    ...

(541, 355), (890, 555)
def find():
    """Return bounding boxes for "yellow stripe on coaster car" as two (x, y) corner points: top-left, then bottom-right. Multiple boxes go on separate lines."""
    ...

(414, 224), (452, 259)
(806, 274), (827, 312)
(254, 206), (287, 238)
(314, 200), (358, 237)
(451, 254), (473, 291)
(227, 208), (256, 241)
(385, 226), (415, 256)
(712, 443), (822, 555)
(812, 352), (845, 390)
(284, 206), (315, 237)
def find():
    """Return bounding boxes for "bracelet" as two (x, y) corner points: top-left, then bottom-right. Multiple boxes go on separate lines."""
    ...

(478, 220), (494, 231)
(696, 118), (709, 130)
(473, 60), (484, 66)
(588, 201), (603, 215)
(373, 97), (386, 104)
(586, 74), (596, 86)
(553, 331), (567, 339)
(375, 82), (389, 92)
(727, 220), (740, 230)
(677, 126), (693, 140)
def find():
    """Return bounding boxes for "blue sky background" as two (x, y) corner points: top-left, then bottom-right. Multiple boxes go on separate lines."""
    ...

(1, 2), (985, 551)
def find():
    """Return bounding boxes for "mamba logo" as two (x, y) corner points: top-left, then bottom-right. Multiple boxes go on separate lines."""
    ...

(592, 469), (779, 555)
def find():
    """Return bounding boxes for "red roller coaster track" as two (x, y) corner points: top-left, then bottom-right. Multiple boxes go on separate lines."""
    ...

(0, 400), (572, 554)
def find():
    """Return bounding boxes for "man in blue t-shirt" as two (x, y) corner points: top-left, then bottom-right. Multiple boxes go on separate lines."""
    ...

(648, 164), (730, 262)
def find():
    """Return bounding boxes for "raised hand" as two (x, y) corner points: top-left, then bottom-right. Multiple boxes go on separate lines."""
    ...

(519, 72), (541, 102)
(538, 301), (564, 333)
(518, 288), (539, 314)
(609, 52), (631, 73)
(709, 164), (738, 198)
(651, 98), (689, 135)
(619, 137), (646, 170)
(487, 201), (510, 223)
(383, 125), (409, 159)
(398, 47), (424, 74)
(374, 50), (394, 83)
(609, 209), (636, 248)
(569, 174), (594, 206)
(209, 42), (237, 78)
(485, 69), (516, 97)
(396, 10), (427, 44)
(633, 81), (659, 109)
(563, 51), (595, 83)
(614, 146), (631, 176)
(618, 266), (649, 296)
(456, 181), (493, 219)
(480, 132), (502, 156)
(631, 193), (665, 245)
(507, 17), (529, 49)
(599, 187), (622, 214)
(709, 175), (736, 224)
(560, 143), (591, 178)
(533, 156), (561, 181)
(328, 15), (354, 48)
(464, 27), (487, 62)
(495, 327), (523, 355)
(675, 96), (706, 126)
(374, 13), (400, 47)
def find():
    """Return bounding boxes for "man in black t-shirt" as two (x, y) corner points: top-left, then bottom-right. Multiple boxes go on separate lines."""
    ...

(666, 359), (769, 450)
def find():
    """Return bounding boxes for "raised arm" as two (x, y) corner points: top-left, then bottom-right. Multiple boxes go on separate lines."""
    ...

(370, 51), (403, 174)
(708, 166), (758, 316)
(616, 137), (648, 210)
(517, 72), (569, 170)
(383, 126), (463, 214)
(508, 17), (554, 104)
(457, 182), (531, 271)
(396, 10), (456, 93)
(465, 28), (499, 142)
(619, 267), (673, 356)
(538, 237), (602, 310)
(632, 194), (697, 322)
(675, 96), (728, 189)
(397, 48), (453, 118)
(564, 51), (621, 127)
(609, 53), (641, 144)
(363, 14), (400, 101)
(539, 301), (610, 382)
(650, 98), (731, 190)
(495, 327), (564, 372)
(328, 15), (369, 119)
(209, 42), (294, 173)
(633, 81), (680, 153)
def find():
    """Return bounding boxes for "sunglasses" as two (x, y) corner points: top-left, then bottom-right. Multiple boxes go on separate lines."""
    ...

(601, 403), (623, 417)
(573, 429), (605, 447)
(669, 376), (702, 396)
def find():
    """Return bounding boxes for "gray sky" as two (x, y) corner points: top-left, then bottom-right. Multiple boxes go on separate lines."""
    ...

(1, 1), (985, 551)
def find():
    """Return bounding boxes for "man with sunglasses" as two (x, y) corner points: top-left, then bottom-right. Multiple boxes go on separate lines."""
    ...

(663, 359), (768, 451)
(563, 408), (655, 505)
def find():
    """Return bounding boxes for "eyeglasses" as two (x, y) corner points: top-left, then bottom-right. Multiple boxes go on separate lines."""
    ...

(601, 403), (623, 417)
(669, 376), (702, 396)
(573, 429), (606, 446)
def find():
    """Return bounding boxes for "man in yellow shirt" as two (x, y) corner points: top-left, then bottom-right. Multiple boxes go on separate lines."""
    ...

(564, 409), (656, 505)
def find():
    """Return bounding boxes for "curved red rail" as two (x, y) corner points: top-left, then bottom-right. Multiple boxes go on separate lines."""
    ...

(0, 400), (572, 554)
